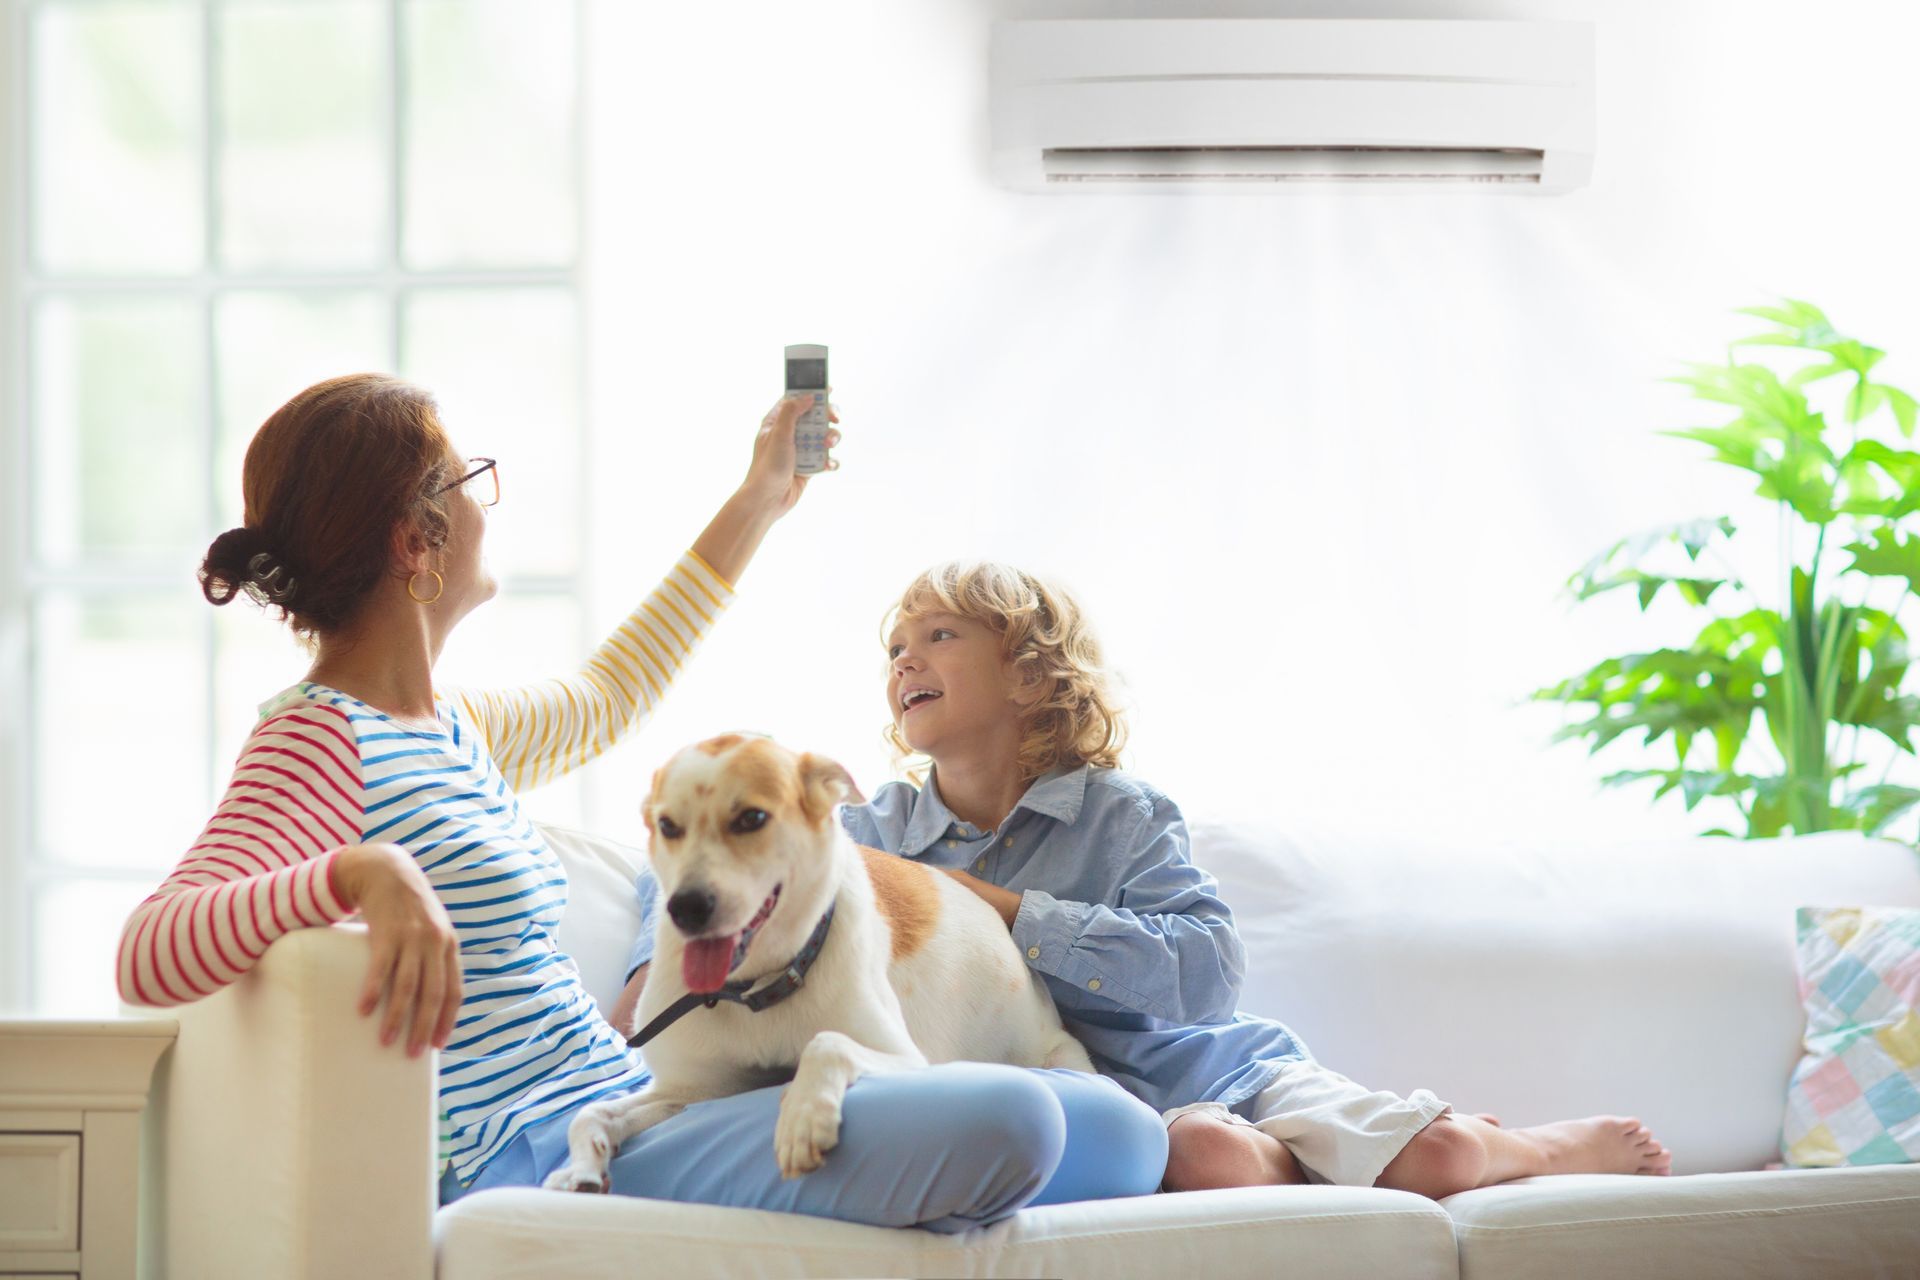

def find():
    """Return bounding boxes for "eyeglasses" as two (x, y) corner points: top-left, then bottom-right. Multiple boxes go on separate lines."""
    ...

(434, 457), (499, 508)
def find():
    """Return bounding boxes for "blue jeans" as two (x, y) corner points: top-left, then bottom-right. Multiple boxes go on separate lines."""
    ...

(442, 1065), (1167, 1233)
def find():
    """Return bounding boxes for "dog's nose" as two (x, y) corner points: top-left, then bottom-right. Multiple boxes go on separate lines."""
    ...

(667, 888), (718, 934)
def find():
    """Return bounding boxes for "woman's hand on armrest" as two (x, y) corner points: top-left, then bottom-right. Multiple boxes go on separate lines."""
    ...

(333, 843), (463, 1058)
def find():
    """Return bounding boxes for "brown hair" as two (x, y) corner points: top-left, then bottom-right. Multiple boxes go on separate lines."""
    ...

(881, 561), (1129, 785)
(199, 373), (458, 640)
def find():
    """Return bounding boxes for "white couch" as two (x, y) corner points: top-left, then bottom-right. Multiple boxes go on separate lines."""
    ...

(140, 819), (1920, 1279)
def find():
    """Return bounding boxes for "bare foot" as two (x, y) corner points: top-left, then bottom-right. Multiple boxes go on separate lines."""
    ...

(1515, 1116), (1671, 1176)
(1163, 1113), (1306, 1191)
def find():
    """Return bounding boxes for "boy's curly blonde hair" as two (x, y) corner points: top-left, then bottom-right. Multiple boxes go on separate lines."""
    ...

(882, 561), (1128, 785)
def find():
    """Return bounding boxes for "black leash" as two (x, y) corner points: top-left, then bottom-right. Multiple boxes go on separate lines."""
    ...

(627, 903), (837, 1050)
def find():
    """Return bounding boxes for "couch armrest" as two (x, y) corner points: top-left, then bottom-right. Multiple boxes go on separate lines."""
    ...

(140, 923), (437, 1280)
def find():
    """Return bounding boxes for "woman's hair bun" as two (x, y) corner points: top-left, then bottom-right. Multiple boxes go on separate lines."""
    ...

(199, 526), (300, 609)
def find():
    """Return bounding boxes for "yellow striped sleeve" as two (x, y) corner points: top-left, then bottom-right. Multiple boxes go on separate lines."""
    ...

(447, 552), (736, 792)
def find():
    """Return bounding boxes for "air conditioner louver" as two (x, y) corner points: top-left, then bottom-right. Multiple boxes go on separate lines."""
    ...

(1042, 146), (1546, 185)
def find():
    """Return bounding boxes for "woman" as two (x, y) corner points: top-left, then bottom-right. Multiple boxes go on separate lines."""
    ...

(115, 372), (1166, 1230)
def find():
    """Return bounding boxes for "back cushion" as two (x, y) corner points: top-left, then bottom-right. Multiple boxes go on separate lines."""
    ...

(539, 821), (648, 1016)
(1191, 821), (1920, 1175)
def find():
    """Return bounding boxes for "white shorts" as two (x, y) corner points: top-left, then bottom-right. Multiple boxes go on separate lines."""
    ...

(1162, 1059), (1452, 1188)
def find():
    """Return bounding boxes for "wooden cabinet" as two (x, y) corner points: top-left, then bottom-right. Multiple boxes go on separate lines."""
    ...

(0, 1022), (176, 1280)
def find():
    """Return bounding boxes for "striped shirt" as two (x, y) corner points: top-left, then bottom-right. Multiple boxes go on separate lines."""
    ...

(116, 552), (733, 1183)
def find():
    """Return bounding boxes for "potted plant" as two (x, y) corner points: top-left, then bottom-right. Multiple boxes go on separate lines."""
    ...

(1536, 300), (1920, 839)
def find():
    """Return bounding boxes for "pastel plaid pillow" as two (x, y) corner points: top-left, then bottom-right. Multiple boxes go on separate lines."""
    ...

(1781, 906), (1920, 1167)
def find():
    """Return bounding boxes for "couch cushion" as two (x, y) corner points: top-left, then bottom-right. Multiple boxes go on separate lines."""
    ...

(1192, 821), (1920, 1175)
(436, 1185), (1457, 1280)
(539, 821), (647, 1015)
(1442, 1165), (1920, 1280)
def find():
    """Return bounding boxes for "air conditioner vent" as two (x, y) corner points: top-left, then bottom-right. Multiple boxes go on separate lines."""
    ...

(1042, 146), (1545, 185)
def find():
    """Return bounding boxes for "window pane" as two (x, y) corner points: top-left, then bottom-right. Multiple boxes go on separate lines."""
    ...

(403, 0), (576, 268)
(437, 593), (586, 826)
(214, 291), (392, 529)
(33, 878), (155, 1015)
(30, 1), (202, 274)
(217, 0), (387, 270)
(34, 593), (209, 870)
(401, 289), (580, 577)
(31, 296), (205, 570)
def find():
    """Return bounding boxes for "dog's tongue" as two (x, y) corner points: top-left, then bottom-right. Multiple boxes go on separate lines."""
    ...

(683, 935), (740, 994)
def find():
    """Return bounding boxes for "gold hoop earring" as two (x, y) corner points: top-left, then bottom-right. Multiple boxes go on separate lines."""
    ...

(407, 569), (445, 604)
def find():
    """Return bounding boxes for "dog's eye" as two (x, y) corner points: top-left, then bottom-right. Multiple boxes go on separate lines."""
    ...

(656, 815), (683, 840)
(731, 809), (769, 834)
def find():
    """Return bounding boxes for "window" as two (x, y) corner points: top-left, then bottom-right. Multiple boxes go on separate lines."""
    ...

(2, 0), (587, 1015)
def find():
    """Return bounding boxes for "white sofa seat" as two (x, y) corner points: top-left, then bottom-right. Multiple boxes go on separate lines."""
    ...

(438, 1184), (1458, 1280)
(1443, 1166), (1920, 1279)
(1443, 1174), (1912, 1280)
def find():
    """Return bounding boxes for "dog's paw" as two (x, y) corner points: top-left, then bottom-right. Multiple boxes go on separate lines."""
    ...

(541, 1163), (609, 1194)
(774, 1088), (843, 1179)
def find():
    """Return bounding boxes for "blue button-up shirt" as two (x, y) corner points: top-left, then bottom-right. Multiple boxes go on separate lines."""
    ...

(842, 764), (1305, 1115)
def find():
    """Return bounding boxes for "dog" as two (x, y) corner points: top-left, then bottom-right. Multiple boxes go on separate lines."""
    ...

(544, 733), (1094, 1190)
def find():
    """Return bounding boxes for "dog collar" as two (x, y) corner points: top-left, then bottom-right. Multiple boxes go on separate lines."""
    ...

(626, 903), (838, 1050)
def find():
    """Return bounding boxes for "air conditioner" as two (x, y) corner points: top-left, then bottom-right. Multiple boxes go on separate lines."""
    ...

(990, 19), (1595, 194)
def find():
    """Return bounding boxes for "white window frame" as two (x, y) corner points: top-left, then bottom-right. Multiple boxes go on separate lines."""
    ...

(1, 0), (591, 1014)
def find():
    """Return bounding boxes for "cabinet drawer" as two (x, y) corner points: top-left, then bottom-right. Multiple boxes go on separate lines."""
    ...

(0, 1132), (80, 1251)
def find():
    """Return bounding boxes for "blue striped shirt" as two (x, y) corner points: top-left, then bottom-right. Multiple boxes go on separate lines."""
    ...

(120, 553), (734, 1185)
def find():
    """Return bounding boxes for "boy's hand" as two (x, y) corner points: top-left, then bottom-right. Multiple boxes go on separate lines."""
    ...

(939, 867), (1021, 930)
(608, 962), (649, 1037)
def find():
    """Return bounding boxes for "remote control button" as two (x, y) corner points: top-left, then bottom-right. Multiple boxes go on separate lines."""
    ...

(813, 392), (826, 403)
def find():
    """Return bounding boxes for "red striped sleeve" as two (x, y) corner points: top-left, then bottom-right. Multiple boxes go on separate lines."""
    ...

(117, 704), (366, 1008)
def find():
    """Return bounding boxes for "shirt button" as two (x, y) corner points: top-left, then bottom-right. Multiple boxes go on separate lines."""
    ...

(1026, 946), (1040, 960)
(1002, 837), (1014, 847)
(974, 860), (985, 872)
(1088, 978), (1102, 991)
(944, 839), (956, 848)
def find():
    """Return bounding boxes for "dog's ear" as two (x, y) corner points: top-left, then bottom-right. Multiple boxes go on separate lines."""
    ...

(797, 753), (865, 827)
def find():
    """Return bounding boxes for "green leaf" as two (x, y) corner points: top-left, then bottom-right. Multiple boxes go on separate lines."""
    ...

(1735, 299), (1837, 344)
(1832, 609), (1910, 737)
(1600, 767), (1757, 813)
(1824, 339), (1887, 378)
(1836, 452), (1885, 514)
(1836, 785), (1920, 836)
(1883, 386), (1918, 437)
(1786, 359), (1849, 386)
(1567, 518), (1740, 596)
(1844, 527), (1920, 593)
(1666, 364), (1818, 438)
(1836, 441), (1920, 518)
(1859, 693), (1920, 754)
(1752, 443), (1836, 523)
(1573, 570), (1727, 610)
(1537, 645), (1767, 757)
(1848, 380), (1887, 426)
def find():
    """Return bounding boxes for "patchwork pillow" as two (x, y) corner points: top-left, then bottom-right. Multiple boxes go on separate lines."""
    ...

(1781, 906), (1920, 1167)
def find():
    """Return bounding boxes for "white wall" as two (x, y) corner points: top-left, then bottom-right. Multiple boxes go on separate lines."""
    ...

(568, 0), (1920, 849)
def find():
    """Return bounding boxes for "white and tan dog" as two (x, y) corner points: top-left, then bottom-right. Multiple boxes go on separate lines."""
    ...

(545, 733), (1093, 1190)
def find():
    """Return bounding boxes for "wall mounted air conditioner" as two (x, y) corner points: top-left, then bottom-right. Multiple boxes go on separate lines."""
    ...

(990, 19), (1595, 194)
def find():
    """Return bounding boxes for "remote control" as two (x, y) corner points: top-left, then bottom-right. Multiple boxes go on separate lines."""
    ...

(784, 343), (830, 476)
